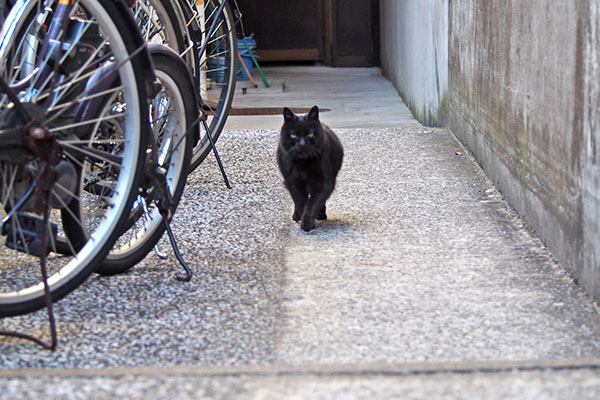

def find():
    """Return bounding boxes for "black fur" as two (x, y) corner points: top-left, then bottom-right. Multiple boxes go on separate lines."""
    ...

(277, 106), (344, 231)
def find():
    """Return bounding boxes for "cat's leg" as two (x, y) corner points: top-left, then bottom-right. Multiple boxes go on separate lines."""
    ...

(285, 180), (308, 222)
(316, 204), (327, 220)
(301, 185), (333, 231)
(292, 198), (306, 222)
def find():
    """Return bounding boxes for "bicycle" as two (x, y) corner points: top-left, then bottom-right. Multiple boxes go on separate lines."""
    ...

(0, 0), (239, 336)
(97, 43), (199, 276)
(126, 0), (240, 171)
(189, 0), (239, 170)
(0, 0), (154, 320)
(94, 0), (240, 275)
(152, 0), (240, 171)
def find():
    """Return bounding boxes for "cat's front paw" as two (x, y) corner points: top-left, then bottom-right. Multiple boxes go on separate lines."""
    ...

(301, 218), (315, 232)
(292, 210), (301, 222)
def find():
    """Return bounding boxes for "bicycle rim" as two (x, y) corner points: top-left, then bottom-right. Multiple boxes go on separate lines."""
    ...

(0, 0), (149, 316)
(187, 0), (237, 170)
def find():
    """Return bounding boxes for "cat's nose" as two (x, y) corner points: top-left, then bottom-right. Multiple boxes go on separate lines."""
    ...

(298, 137), (306, 146)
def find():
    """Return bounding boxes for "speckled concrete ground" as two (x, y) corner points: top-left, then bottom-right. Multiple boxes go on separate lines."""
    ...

(1, 361), (600, 399)
(1, 67), (600, 398)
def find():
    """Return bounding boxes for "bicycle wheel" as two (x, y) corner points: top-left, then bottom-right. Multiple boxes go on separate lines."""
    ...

(96, 47), (197, 275)
(184, 0), (237, 170)
(0, 0), (151, 317)
(132, 0), (195, 67)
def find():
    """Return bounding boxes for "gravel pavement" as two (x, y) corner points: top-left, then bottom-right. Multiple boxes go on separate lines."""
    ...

(1, 127), (600, 398)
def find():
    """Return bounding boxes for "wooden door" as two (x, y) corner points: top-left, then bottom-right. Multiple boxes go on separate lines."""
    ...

(235, 0), (378, 66)
(328, 0), (378, 66)
(236, 0), (325, 62)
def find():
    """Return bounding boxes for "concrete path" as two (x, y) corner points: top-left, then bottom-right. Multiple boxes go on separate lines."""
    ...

(1, 67), (600, 398)
(225, 66), (420, 130)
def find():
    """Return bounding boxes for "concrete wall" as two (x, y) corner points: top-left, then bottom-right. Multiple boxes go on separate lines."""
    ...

(379, 0), (600, 302)
(446, 0), (600, 301)
(582, 1), (600, 299)
(379, 0), (448, 126)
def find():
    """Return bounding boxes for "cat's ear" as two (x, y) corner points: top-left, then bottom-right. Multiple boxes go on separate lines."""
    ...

(283, 107), (297, 122)
(307, 105), (319, 121)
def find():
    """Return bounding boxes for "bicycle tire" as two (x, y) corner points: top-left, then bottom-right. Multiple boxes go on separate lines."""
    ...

(0, 0), (151, 317)
(95, 47), (197, 275)
(185, 0), (237, 170)
(133, 0), (192, 65)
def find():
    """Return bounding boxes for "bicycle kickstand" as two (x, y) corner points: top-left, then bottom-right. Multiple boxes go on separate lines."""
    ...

(0, 206), (59, 350)
(150, 166), (193, 282)
(0, 158), (59, 350)
(199, 104), (232, 189)
(161, 212), (192, 282)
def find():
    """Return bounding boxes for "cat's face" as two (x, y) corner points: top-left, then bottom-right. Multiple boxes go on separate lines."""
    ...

(280, 106), (324, 159)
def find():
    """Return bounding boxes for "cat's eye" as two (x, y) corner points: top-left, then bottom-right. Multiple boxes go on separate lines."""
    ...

(308, 132), (315, 138)
(290, 133), (297, 139)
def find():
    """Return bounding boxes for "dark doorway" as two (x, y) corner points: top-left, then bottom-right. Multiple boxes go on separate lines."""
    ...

(236, 0), (379, 66)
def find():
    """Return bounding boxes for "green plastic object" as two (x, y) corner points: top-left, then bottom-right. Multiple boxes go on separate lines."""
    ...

(241, 37), (270, 88)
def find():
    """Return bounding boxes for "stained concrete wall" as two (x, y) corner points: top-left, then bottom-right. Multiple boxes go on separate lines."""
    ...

(582, 1), (600, 300)
(379, 0), (600, 302)
(446, 0), (600, 302)
(379, 0), (448, 126)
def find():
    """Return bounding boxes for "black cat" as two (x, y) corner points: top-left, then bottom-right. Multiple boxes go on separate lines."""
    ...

(277, 105), (344, 231)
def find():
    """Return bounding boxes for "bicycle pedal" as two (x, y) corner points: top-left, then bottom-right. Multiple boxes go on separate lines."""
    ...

(4, 213), (58, 257)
